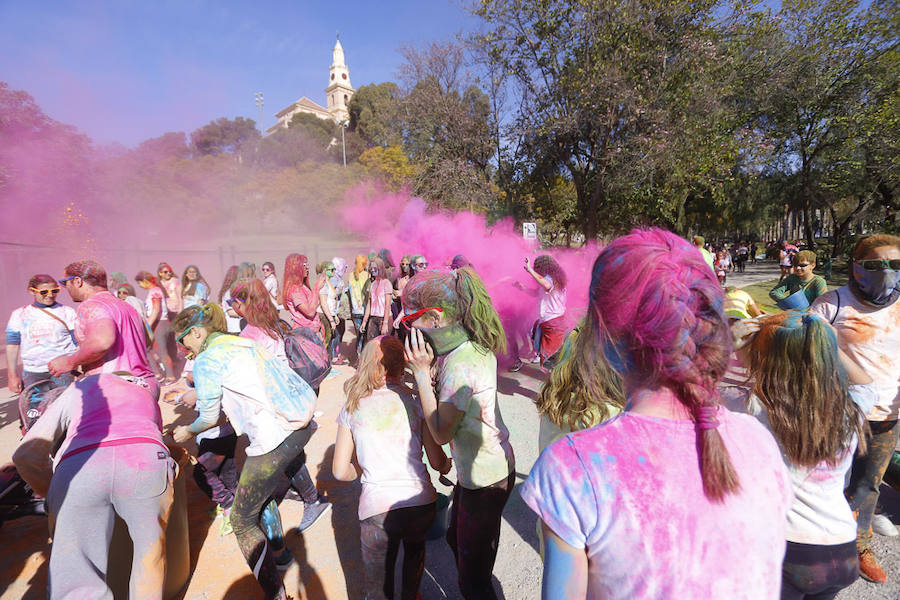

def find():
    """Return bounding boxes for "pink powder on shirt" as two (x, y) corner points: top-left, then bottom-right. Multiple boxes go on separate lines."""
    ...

(76, 291), (154, 384)
(521, 408), (793, 599)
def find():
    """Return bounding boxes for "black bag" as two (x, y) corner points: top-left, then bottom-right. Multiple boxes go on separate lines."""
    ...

(280, 322), (331, 390)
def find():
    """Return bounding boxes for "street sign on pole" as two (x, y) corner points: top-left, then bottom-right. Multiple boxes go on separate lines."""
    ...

(523, 222), (537, 240)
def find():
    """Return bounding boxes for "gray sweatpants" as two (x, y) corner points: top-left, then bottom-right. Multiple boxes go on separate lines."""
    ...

(47, 443), (175, 600)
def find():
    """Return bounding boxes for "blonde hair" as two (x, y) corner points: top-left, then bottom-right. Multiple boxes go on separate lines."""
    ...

(343, 336), (406, 413)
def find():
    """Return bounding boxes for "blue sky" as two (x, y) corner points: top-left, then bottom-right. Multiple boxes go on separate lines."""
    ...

(0, 0), (477, 146)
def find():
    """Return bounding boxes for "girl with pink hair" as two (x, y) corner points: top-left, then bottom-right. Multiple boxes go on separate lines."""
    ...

(520, 228), (793, 599)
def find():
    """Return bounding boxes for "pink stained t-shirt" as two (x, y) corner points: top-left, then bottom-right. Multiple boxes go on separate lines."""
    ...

(286, 285), (323, 335)
(22, 373), (165, 464)
(539, 274), (566, 323)
(240, 324), (288, 367)
(337, 383), (437, 520)
(368, 279), (393, 318)
(521, 408), (793, 600)
(76, 291), (155, 388)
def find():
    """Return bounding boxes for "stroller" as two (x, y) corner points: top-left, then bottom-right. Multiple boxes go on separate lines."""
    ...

(0, 379), (67, 528)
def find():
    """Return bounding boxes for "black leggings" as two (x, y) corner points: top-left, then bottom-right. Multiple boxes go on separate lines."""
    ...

(447, 472), (515, 600)
(781, 540), (858, 600)
(361, 502), (437, 600)
(231, 427), (313, 600)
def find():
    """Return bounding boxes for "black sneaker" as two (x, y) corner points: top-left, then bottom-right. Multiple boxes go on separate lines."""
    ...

(510, 359), (523, 372)
(298, 495), (332, 533)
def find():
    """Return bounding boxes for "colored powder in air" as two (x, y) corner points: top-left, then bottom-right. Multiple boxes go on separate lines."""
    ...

(339, 184), (601, 365)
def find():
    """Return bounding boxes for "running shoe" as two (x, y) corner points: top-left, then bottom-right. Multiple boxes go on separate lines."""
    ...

(859, 548), (887, 583)
(274, 549), (295, 571)
(510, 359), (523, 372)
(872, 513), (898, 537)
(298, 495), (332, 533)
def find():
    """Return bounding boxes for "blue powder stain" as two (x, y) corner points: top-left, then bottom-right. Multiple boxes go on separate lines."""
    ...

(605, 455), (617, 464)
(637, 456), (646, 463)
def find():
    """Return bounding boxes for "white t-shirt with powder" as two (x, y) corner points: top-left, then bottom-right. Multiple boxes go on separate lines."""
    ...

(539, 275), (566, 323)
(337, 383), (437, 520)
(809, 287), (900, 421)
(731, 391), (858, 546)
(145, 287), (168, 321)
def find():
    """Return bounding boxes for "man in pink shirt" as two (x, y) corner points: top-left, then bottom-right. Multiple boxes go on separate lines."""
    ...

(49, 260), (157, 398)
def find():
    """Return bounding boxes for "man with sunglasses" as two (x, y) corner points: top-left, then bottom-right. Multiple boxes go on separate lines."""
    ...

(6, 274), (78, 396)
(809, 234), (900, 583)
(48, 260), (157, 398)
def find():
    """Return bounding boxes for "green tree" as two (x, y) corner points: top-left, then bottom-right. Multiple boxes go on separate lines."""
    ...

(189, 116), (260, 158)
(743, 0), (898, 249)
(474, 0), (740, 240)
(347, 82), (401, 147)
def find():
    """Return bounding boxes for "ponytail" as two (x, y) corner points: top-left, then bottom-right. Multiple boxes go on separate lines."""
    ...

(454, 267), (507, 355)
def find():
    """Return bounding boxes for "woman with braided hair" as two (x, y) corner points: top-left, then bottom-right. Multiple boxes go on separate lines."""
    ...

(402, 266), (514, 600)
(520, 228), (793, 599)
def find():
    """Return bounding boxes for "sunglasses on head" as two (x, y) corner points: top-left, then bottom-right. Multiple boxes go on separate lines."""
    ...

(225, 297), (240, 306)
(31, 288), (60, 296)
(856, 259), (900, 272)
(400, 306), (443, 329)
(58, 275), (77, 283)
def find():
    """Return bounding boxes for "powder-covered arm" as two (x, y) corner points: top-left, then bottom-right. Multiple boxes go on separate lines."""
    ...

(13, 386), (72, 497)
(541, 522), (589, 600)
(48, 316), (116, 376)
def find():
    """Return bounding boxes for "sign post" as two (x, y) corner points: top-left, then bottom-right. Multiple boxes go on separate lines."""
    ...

(523, 222), (537, 240)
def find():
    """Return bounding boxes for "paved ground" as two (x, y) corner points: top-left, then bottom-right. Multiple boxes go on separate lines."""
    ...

(1, 264), (897, 599)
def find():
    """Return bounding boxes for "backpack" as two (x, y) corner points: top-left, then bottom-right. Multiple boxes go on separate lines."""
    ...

(279, 321), (331, 389)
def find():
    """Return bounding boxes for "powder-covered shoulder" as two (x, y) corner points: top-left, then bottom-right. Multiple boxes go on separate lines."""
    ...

(809, 288), (842, 319)
(521, 434), (598, 550)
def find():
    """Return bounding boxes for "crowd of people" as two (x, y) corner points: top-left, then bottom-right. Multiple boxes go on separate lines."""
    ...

(4, 230), (900, 600)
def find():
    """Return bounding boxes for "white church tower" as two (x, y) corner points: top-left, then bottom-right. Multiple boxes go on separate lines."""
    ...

(325, 37), (354, 123)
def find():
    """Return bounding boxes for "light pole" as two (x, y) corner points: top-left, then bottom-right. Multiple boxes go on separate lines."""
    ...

(340, 120), (348, 167)
(254, 92), (264, 134)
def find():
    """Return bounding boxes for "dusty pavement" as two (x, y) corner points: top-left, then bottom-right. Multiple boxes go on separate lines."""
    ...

(1, 308), (899, 599)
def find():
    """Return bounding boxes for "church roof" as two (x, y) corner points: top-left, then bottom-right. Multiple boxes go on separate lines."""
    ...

(274, 96), (328, 118)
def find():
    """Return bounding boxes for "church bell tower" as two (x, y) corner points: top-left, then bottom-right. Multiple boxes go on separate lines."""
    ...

(325, 37), (354, 123)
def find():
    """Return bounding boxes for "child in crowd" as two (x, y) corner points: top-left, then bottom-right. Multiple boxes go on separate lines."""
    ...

(333, 336), (451, 599)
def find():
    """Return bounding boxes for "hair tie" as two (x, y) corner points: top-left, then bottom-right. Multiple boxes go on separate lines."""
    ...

(696, 405), (720, 430)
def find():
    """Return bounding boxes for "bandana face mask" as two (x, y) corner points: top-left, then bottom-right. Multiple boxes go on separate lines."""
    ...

(852, 264), (900, 306)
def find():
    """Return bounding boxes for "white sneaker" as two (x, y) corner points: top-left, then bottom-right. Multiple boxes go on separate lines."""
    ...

(872, 513), (898, 537)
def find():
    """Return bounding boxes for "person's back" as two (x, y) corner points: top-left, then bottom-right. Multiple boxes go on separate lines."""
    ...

(525, 407), (791, 599)
(76, 291), (153, 383)
(339, 382), (436, 520)
(43, 374), (164, 462)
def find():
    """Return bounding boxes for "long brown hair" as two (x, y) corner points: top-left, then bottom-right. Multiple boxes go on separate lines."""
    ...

(748, 311), (867, 467)
(231, 279), (282, 340)
(217, 265), (238, 303)
(181, 264), (209, 297)
(343, 336), (406, 413)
